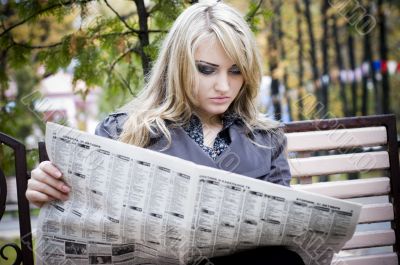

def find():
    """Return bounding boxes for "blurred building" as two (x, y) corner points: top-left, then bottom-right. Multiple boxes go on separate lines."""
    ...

(35, 69), (101, 134)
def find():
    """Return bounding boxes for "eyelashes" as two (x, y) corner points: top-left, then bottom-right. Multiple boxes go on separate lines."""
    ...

(230, 67), (242, 75)
(196, 64), (242, 76)
(196, 64), (215, 75)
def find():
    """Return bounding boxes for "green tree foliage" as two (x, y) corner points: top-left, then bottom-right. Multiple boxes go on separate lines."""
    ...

(0, 2), (77, 174)
(0, 66), (41, 175)
(0, 1), (190, 116)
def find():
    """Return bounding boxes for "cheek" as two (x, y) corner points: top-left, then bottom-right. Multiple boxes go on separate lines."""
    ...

(197, 76), (214, 97)
(232, 78), (244, 94)
(198, 75), (214, 89)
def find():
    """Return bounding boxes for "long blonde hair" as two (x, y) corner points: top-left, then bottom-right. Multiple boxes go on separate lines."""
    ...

(119, 0), (280, 148)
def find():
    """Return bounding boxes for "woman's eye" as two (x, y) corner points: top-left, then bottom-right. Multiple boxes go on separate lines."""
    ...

(196, 64), (215, 75)
(229, 67), (241, 75)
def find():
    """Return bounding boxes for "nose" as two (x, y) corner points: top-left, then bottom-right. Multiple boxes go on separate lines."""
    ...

(214, 72), (230, 92)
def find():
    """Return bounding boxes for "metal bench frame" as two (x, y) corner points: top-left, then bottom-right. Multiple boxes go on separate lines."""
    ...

(0, 132), (34, 265)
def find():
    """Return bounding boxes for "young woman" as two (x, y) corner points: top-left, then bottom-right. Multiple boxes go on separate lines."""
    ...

(26, 1), (303, 264)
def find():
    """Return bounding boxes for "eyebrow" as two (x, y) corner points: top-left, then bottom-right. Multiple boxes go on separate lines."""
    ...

(196, 60), (238, 68)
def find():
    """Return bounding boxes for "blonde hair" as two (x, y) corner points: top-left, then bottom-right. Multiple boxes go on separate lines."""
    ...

(119, 0), (280, 148)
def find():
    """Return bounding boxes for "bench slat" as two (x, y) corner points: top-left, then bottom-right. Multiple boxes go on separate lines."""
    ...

(358, 203), (394, 223)
(293, 178), (390, 198)
(343, 230), (395, 250)
(289, 151), (389, 177)
(286, 127), (387, 152)
(334, 253), (398, 265)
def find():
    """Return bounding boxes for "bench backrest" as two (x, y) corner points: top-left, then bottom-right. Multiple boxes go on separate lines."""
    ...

(284, 114), (400, 265)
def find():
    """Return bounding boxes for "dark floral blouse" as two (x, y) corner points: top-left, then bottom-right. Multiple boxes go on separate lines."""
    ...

(183, 113), (240, 160)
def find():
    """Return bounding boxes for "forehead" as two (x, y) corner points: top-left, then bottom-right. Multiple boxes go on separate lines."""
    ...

(194, 37), (236, 67)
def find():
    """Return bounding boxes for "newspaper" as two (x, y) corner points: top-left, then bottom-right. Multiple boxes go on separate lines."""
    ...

(36, 122), (362, 265)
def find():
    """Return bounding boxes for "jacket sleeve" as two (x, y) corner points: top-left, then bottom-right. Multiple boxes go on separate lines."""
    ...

(267, 131), (292, 187)
(94, 112), (128, 140)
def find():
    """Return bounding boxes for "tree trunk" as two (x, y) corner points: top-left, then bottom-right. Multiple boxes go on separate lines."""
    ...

(277, 0), (292, 121)
(267, 0), (282, 121)
(303, 0), (320, 117)
(347, 26), (357, 116)
(320, 0), (330, 117)
(378, 0), (390, 114)
(332, 16), (349, 117)
(295, 0), (304, 120)
(0, 3), (12, 94)
(134, 0), (151, 76)
(0, 49), (6, 100)
(361, 3), (373, 116)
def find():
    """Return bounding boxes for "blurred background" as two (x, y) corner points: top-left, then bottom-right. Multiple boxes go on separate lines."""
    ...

(0, 0), (399, 175)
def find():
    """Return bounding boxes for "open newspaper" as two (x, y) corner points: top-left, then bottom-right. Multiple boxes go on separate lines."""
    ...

(36, 122), (362, 265)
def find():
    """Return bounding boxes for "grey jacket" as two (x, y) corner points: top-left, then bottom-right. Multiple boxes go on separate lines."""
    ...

(95, 112), (292, 186)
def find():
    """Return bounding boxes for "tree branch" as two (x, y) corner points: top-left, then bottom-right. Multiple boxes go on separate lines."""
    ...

(115, 70), (135, 95)
(104, 0), (136, 32)
(1, 0), (167, 41)
(92, 30), (168, 39)
(109, 46), (140, 73)
(12, 40), (62, 49)
(0, 0), (93, 38)
(93, 27), (167, 36)
(246, 0), (264, 23)
(148, 2), (160, 15)
(7, 30), (166, 51)
(121, 11), (137, 21)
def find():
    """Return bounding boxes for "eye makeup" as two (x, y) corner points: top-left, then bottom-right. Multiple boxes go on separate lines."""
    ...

(195, 60), (241, 76)
(229, 65), (241, 75)
(196, 63), (216, 75)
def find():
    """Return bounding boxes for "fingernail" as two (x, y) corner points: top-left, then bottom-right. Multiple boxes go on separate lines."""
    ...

(62, 195), (69, 201)
(62, 185), (70, 193)
(56, 171), (62, 178)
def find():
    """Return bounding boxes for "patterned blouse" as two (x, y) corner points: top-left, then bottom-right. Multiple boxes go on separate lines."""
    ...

(183, 113), (240, 160)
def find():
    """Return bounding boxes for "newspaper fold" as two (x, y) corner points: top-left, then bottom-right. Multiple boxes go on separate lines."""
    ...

(36, 122), (362, 265)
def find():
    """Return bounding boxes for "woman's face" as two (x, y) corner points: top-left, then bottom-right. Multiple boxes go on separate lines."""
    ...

(193, 38), (244, 122)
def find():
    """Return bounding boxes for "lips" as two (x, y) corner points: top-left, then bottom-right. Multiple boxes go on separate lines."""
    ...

(210, 97), (230, 104)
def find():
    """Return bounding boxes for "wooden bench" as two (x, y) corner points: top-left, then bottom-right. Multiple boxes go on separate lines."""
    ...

(285, 114), (400, 264)
(0, 114), (399, 265)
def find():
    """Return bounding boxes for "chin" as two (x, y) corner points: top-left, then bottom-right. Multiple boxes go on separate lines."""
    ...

(207, 107), (229, 116)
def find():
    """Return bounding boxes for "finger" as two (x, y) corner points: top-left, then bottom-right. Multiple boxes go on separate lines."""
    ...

(25, 190), (56, 208)
(26, 185), (57, 202)
(31, 169), (70, 194)
(28, 179), (69, 201)
(39, 161), (62, 179)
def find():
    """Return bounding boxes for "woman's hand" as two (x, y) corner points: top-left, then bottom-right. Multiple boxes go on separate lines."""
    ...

(26, 161), (70, 208)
